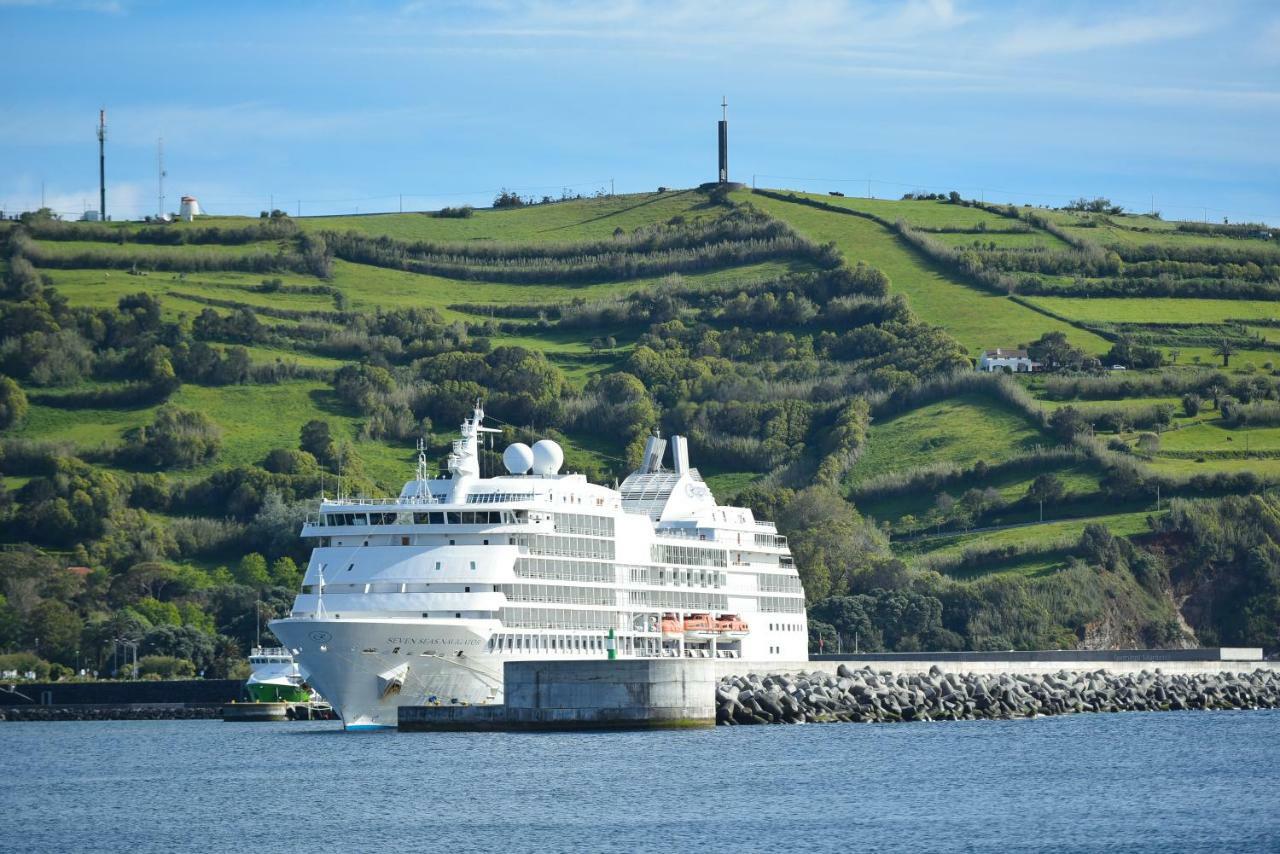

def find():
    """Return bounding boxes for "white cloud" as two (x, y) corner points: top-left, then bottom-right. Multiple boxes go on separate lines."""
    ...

(996, 11), (1212, 57)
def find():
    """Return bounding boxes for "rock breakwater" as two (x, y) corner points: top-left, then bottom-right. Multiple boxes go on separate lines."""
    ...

(0, 705), (220, 722)
(716, 665), (1280, 725)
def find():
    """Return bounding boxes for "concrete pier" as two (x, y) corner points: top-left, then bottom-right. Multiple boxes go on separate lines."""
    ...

(399, 659), (715, 731)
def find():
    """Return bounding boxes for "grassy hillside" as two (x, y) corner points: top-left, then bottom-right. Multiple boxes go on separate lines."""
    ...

(2, 185), (1279, 677)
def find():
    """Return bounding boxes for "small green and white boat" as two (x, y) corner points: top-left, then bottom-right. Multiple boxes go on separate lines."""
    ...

(244, 646), (312, 703)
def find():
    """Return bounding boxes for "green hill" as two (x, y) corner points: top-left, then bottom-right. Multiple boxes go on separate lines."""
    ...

(2, 186), (1279, 677)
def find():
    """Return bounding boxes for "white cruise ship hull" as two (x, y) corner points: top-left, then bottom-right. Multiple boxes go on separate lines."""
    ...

(271, 618), (510, 729)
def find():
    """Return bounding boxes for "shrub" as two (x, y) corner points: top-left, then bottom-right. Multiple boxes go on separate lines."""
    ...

(136, 655), (196, 680)
(0, 374), (27, 428)
(121, 405), (222, 468)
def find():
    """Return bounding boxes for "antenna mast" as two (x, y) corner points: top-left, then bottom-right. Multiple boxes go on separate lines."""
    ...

(156, 138), (167, 219)
(97, 109), (107, 221)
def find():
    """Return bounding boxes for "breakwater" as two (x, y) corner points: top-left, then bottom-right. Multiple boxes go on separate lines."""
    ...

(1, 704), (220, 722)
(717, 664), (1280, 725)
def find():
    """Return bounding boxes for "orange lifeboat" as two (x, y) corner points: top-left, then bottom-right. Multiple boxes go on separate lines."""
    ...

(683, 613), (716, 640)
(660, 613), (683, 636)
(714, 614), (749, 638)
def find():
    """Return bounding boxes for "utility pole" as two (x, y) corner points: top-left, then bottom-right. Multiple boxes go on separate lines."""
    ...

(399, 194), (403, 213)
(297, 200), (301, 217)
(610, 178), (614, 196)
(270, 193), (274, 213)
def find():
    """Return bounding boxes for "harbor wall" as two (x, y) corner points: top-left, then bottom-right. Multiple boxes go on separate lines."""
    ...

(0, 678), (243, 708)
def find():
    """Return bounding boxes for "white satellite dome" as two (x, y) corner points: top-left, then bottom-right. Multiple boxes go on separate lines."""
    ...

(502, 442), (534, 475)
(530, 439), (564, 476)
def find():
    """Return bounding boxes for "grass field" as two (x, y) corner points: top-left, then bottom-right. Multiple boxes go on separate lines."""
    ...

(29, 238), (284, 260)
(747, 191), (1109, 355)
(43, 269), (336, 314)
(895, 510), (1159, 566)
(849, 393), (1050, 486)
(325, 256), (810, 318)
(1023, 296), (1280, 325)
(794, 194), (1017, 229)
(296, 191), (719, 243)
(928, 231), (1073, 250)
(858, 462), (1102, 528)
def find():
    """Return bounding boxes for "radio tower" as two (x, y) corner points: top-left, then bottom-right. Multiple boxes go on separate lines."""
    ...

(96, 109), (107, 221)
(156, 138), (167, 219)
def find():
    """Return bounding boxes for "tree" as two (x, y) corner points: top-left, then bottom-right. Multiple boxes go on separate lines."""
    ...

(124, 405), (222, 468)
(0, 375), (28, 429)
(1182, 394), (1202, 418)
(270, 557), (301, 589)
(1214, 340), (1238, 368)
(300, 420), (338, 468)
(1049, 406), (1090, 441)
(235, 553), (270, 588)
(25, 600), (83, 666)
(1025, 331), (1085, 372)
(1025, 473), (1066, 506)
(1136, 432), (1161, 456)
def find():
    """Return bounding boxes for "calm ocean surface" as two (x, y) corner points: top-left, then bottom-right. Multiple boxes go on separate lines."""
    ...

(3, 711), (1278, 854)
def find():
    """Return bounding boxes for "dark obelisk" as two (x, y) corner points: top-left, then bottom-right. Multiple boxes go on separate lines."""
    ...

(717, 97), (728, 184)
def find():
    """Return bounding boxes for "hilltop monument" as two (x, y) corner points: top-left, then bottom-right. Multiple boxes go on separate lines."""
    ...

(718, 96), (729, 184)
(702, 98), (744, 191)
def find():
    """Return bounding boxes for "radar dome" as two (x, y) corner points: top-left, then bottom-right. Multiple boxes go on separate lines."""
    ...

(531, 439), (564, 476)
(503, 443), (534, 475)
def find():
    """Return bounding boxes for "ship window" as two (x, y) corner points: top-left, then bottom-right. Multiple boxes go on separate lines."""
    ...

(449, 540), (455, 546)
(447, 512), (462, 525)
(301, 585), (314, 594)
(422, 613), (429, 618)
(434, 561), (442, 571)
(345, 563), (354, 572)
(464, 586), (470, 592)
(401, 537), (410, 546)
(455, 612), (461, 619)
(469, 561), (477, 571)
(483, 539), (489, 546)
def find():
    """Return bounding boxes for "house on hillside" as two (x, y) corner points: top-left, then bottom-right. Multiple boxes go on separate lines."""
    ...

(978, 348), (1040, 373)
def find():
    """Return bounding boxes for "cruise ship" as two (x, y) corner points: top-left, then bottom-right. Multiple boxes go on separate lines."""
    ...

(270, 407), (808, 729)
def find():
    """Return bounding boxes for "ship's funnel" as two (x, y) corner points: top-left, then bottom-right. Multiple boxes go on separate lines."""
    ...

(641, 436), (667, 473)
(671, 435), (689, 473)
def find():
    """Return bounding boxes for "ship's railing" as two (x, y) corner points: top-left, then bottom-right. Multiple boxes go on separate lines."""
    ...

(319, 496), (440, 507)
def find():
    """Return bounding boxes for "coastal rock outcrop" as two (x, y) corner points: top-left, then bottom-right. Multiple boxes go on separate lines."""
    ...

(715, 666), (1280, 725)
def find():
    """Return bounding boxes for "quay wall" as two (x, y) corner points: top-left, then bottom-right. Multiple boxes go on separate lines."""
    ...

(0, 679), (243, 708)
(401, 659), (715, 731)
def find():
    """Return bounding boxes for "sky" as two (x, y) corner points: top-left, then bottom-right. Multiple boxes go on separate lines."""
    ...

(1, 0), (1277, 223)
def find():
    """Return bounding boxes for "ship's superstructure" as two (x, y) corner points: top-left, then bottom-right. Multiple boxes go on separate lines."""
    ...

(270, 407), (807, 729)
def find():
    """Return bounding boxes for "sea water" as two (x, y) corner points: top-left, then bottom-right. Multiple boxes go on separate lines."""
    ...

(2, 711), (1278, 853)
